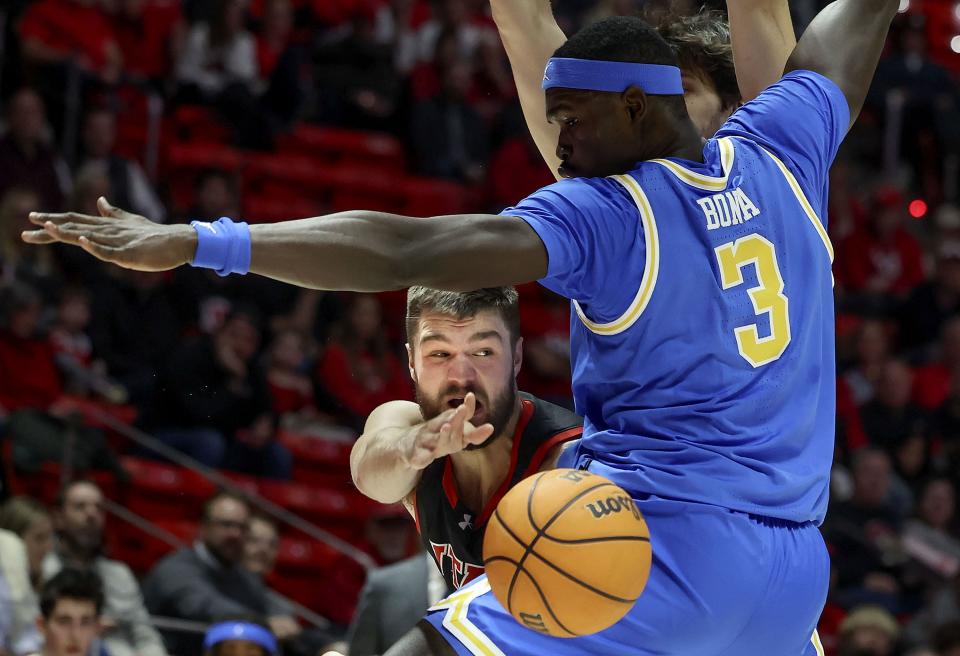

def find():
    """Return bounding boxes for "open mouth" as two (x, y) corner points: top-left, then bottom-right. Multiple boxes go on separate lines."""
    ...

(446, 397), (484, 415)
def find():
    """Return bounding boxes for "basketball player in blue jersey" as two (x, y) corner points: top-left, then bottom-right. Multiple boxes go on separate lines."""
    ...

(24, 0), (902, 652)
(490, 0), (797, 174)
(351, 286), (582, 592)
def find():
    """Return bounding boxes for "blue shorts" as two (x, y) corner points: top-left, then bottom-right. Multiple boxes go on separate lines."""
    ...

(424, 493), (829, 656)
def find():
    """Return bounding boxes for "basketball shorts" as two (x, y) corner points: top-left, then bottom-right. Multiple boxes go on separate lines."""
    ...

(423, 491), (829, 656)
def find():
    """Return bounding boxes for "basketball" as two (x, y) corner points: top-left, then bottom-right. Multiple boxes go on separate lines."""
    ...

(483, 468), (652, 638)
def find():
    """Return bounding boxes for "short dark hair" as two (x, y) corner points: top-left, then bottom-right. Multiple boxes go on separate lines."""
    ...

(658, 11), (740, 111)
(405, 287), (521, 349)
(40, 568), (104, 618)
(0, 281), (41, 328)
(553, 16), (687, 117)
(201, 491), (251, 523)
(55, 479), (102, 510)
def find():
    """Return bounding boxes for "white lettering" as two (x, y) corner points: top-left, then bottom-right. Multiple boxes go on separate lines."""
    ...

(701, 187), (762, 231)
(698, 197), (721, 230)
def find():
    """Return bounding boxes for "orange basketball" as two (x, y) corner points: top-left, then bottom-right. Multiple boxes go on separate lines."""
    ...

(483, 468), (652, 638)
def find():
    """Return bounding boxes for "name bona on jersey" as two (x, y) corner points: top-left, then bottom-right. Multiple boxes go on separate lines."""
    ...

(697, 187), (761, 231)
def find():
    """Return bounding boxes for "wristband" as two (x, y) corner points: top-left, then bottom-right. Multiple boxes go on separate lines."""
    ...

(189, 217), (251, 277)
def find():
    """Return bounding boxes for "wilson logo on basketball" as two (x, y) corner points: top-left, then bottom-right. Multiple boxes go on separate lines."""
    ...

(584, 495), (641, 520)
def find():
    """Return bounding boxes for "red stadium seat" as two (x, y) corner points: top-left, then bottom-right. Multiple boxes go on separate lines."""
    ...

(120, 457), (216, 521)
(111, 519), (196, 576)
(170, 105), (232, 144)
(163, 142), (245, 213)
(277, 431), (353, 472)
(277, 124), (406, 171)
(399, 177), (471, 216)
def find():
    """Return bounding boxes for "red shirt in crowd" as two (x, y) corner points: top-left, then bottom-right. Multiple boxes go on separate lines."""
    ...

(489, 137), (556, 210)
(836, 225), (925, 295)
(913, 363), (952, 410)
(316, 344), (411, 418)
(0, 332), (62, 412)
(111, 0), (182, 80)
(19, 0), (118, 71)
(268, 371), (315, 415)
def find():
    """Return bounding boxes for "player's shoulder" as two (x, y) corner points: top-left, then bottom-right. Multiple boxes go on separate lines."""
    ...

(520, 392), (583, 432)
(518, 175), (636, 211)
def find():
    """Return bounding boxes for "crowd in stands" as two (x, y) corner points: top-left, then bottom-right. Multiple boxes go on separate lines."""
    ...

(0, 0), (958, 654)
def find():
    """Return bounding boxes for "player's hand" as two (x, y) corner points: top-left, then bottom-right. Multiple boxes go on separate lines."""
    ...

(401, 392), (495, 470)
(22, 197), (197, 272)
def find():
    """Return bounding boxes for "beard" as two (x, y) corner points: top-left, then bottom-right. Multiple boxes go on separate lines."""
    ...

(415, 373), (518, 451)
(61, 526), (103, 560)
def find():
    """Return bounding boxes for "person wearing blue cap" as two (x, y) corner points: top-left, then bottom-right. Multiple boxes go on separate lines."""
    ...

(203, 616), (278, 656)
(25, 0), (903, 651)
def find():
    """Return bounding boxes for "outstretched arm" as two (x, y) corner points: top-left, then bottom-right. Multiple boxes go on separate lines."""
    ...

(23, 198), (548, 292)
(727, 0), (796, 101)
(786, 0), (900, 126)
(489, 0), (566, 180)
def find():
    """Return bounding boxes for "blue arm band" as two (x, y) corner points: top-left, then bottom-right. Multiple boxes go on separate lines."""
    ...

(189, 217), (251, 277)
(542, 58), (683, 95)
(203, 621), (278, 654)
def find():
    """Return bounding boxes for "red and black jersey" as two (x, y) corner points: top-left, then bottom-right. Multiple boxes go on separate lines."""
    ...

(412, 392), (582, 590)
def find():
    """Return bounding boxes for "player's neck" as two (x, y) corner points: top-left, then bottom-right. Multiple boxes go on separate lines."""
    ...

(449, 397), (524, 511)
(641, 116), (705, 164)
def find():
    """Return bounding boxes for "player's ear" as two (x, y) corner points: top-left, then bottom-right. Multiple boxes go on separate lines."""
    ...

(622, 86), (647, 123)
(406, 342), (416, 379)
(514, 337), (523, 375)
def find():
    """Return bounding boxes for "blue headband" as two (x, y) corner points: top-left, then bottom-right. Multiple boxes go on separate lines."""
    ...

(204, 622), (278, 654)
(542, 58), (683, 95)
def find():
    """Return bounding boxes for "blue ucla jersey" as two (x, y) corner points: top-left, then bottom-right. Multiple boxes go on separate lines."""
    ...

(503, 71), (849, 525)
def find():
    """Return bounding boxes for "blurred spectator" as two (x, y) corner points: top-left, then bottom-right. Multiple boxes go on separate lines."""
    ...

(347, 553), (446, 656)
(18, 0), (122, 85)
(410, 56), (489, 184)
(0, 187), (61, 298)
(202, 616), (277, 656)
(0, 90), (70, 212)
(266, 329), (315, 416)
(489, 133), (556, 210)
(360, 504), (416, 567)
(176, 0), (277, 148)
(30, 567), (103, 656)
(907, 591), (960, 651)
(42, 480), (167, 656)
(87, 269), (181, 409)
(49, 285), (127, 404)
(860, 359), (927, 455)
(149, 306), (291, 478)
(144, 493), (317, 655)
(0, 498), (54, 593)
(108, 0), (185, 85)
(0, 283), (125, 480)
(901, 478), (960, 586)
(0, 282), (64, 415)
(837, 186), (925, 306)
(844, 320), (892, 406)
(316, 295), (410, 428)
(0, 529), (42, 655)
(78, 107), (166, 222)
(176, 0), (257, 99)
(915, 318), (960, 410)
(898, 240), (960, 353)
(395, 0), (496, 74)
(312, 2), (402, 130)
(837, 605), (900, 656)
(824, 448), (905, 610)
(253, 0), (306, 127)
(243, 515), (344, 654)
(188, 169), (241, 223)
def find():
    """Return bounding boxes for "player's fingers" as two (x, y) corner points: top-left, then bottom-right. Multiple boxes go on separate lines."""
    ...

(423, 408), (458, 432)
(20, 229), (57, 244)
(461, 392), (477, 420)
(29, 211), (102, 227)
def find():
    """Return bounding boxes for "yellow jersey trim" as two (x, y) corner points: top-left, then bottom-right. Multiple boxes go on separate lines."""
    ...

(650, 137), (735, 191)
(429, 579), (505, 656)
(573, 174), (660, 335)
(756, 145), (835, 263)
